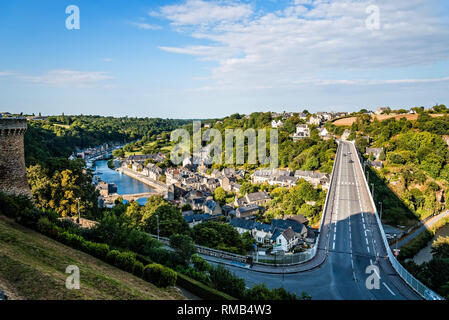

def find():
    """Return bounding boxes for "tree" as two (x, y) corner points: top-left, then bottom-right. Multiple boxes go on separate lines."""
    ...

(169, 234), (196, 264)
(432, 236), (449, 259)
(214, 187), (227, 205)
(138, 196), (189, 236)
(302, 156), (319, 171)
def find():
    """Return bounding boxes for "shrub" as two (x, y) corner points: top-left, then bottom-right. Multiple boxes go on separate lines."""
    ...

(106, 250), (122, 265)
(176, 272), (235, 300)
(143, 263), (177, 287)
(58, 231), (86, 249)
(133, 261), (145, 278)
(91, 243), (110, 260)
(37, 217), (59, 238)
(115, 251), (137, 273)
(191, 254), (211, 273)
(160, 266), (177, 287)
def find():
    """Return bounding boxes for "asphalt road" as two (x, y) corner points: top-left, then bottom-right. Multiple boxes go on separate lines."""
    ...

(209, 141), (421, 300)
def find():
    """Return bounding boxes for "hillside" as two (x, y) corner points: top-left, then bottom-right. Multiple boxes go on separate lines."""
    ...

(333, 113), (445, 126)
(0, 216), (186, 300)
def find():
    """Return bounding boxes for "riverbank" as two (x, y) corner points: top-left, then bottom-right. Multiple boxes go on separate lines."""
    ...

(119, 167), (168, 193)
(398, 214), (449, 261)
(413, 224), (449, 265)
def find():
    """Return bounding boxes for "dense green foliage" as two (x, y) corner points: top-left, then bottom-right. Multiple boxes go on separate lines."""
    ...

(124, 196), (190, 236)
(27, 159), (99, 218)
(192, 221), (256, 255)
(122, 112), (336, 172)
(265, 179), (326, 224)
(25, 115), (188, 165)
(1, 192), (307, 300)
(351, 113), (449, 224)
(403, 230), (449, 299)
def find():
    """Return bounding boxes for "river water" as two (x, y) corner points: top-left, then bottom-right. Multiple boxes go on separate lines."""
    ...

(413, 224), (449, 265)
(92, 160), (152, 205)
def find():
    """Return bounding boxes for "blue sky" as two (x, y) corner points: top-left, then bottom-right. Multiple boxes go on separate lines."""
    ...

(1, 0), (449, 118)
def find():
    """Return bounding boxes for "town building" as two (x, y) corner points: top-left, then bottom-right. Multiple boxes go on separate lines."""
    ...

(295, 170), (330, 189)
(292, 124), (310, 140)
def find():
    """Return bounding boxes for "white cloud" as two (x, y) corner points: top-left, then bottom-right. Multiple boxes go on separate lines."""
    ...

(0, 70), (115, 88)
(158, 0), (253, 26)
(129, 22), (162, 30)
(156, 0), (449, 91)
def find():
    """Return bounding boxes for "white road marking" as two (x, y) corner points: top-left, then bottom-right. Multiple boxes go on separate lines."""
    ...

(367, 246), (370, 253)
(383, 283), (396, 296)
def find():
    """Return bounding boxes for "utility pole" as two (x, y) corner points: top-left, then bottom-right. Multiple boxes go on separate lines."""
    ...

(156, 214), (160, 241)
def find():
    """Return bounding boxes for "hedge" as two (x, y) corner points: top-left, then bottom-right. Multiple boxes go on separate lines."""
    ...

(17, 215), (232, 298)
(143, 263), (177, 287)
(176, 273), (236, 300)
(132, 261), (145, 278)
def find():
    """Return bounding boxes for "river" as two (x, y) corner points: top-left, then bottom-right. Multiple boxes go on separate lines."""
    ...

(413, 224), (449, 265)
(92, 160), (152, 205)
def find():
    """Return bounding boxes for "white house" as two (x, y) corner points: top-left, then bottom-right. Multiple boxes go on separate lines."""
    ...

(292, 124), (310, 140)
(307, 115), (321, 126)
(271, 120), (283, 128)
(272, 227), (298, 252)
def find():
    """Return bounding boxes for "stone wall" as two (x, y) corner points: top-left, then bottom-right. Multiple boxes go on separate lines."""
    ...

(0, 118), (32, 197)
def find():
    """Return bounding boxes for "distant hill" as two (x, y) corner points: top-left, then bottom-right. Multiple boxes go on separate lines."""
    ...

(0, 216), (186, 300)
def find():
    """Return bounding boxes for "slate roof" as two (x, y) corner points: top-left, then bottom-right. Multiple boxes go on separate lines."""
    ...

(246, 191), (271, 202)
(184, 213), (215, 224)
(205, 199), (217, 211)
(230, 218), (257, 230)
(271, 219), (306, 235)
(282, 227), (297, 242)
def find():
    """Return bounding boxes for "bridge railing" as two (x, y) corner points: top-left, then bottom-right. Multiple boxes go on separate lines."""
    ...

(351, 141), (442, 300)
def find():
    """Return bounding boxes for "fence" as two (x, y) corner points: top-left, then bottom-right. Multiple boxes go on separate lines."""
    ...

(251, 246), (317, 266)
(352, 141), (442, 300)
(150, 235), (249, 264)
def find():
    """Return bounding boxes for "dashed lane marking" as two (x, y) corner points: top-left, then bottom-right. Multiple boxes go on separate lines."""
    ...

(383, 283), (396, 296)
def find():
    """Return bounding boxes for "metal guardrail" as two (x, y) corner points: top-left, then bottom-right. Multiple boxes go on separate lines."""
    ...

(151, 235), (249, 264)
(351, 141), (442, 300)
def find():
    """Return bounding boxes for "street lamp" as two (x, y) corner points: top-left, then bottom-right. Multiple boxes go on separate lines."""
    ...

(378, 201), (383, 221)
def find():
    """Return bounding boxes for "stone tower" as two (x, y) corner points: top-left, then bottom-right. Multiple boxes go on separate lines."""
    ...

(0, 118), (32, 197)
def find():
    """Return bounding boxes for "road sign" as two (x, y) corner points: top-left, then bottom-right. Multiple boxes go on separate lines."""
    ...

(393, 249), (400, 257)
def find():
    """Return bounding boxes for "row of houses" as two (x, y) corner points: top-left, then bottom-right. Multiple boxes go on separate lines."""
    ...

(230, 216), (314, 252)
(251, 169), (330, 189)
(70, 142), (121, 161)
(271, 111), (348, 129)
(291, 124), (332, 141)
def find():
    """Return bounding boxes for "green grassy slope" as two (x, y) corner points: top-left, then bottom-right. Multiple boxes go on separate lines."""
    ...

(0, 216), (186, 300)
